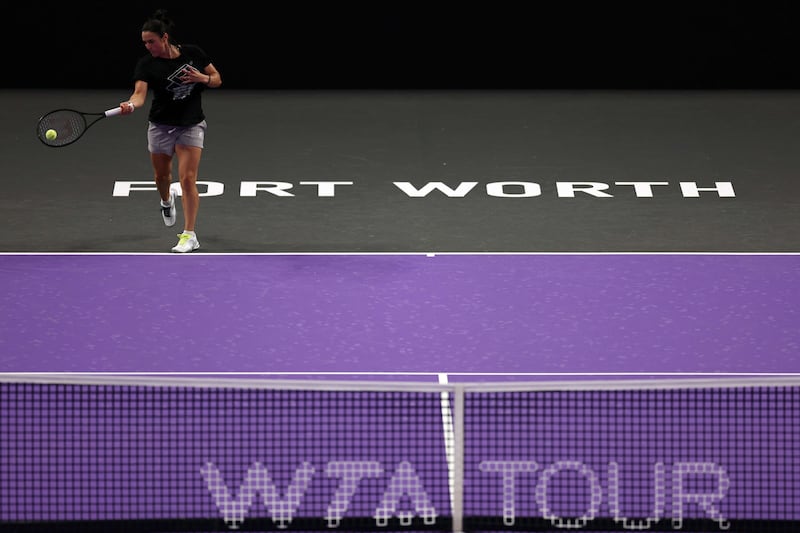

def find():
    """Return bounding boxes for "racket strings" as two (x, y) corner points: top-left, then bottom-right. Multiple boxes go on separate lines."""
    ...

(37, 110), (86, 146)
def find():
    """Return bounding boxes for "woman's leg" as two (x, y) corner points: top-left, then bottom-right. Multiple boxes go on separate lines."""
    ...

(150, 152), (173, 203)
(175, 144), (202, 232)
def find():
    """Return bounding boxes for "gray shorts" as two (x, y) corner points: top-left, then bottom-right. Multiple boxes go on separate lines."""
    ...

(147, 120), (206, 155)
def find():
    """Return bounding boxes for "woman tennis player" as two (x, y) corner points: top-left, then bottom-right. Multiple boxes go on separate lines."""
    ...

(120, 9), (221, 252)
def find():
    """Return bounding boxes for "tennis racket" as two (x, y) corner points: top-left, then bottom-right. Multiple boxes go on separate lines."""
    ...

(36, 106), (124, 147)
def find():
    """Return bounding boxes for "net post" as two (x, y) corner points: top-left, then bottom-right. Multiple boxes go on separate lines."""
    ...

(452, 384), (465, 533)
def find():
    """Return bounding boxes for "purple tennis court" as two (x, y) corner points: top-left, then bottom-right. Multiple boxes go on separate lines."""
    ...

(1, 253), (798, 375)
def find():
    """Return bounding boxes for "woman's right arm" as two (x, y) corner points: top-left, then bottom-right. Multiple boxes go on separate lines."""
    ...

(120, 80), (148, 114)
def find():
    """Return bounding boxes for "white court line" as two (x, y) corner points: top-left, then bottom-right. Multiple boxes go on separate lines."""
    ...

(4, 371), (797, 377)
(1, 251), (799, 256)
(438, 373), (456, 515)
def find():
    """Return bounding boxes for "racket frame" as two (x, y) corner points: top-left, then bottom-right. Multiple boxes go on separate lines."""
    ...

(36, 107), (122, 147)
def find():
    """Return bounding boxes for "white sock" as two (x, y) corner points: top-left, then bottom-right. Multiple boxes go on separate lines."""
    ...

(183, 230), (196, 237)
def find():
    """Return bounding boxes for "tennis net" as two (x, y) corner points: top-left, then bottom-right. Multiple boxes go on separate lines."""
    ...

(1, 375), (798, 532)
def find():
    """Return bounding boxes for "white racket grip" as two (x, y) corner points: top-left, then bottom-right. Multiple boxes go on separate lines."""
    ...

(105, 104), (131, 117)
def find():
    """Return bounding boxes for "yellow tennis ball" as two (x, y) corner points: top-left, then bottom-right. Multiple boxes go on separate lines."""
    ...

(45, 129), (57, 141)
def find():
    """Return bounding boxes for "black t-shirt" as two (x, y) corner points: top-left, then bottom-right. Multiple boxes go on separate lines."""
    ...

(133, 44), (211, 126)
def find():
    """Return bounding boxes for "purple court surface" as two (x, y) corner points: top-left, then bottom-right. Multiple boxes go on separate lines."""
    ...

(1, 252), (797, 377)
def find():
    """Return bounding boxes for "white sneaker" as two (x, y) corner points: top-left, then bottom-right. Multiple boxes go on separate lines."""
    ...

(161, 191), (176, 227)
(171, 232), (200, 253)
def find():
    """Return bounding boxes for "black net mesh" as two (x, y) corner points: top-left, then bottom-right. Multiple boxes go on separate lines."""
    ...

(0, 382), (452, 532)
(1, 379), (799, 532)
(463, 386), (800, 532)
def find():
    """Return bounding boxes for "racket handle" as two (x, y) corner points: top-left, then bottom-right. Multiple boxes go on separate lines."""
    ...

(109, 102), (135, 116)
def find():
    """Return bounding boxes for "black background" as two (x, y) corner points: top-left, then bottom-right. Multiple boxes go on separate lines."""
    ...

(12, 1), (800, 90)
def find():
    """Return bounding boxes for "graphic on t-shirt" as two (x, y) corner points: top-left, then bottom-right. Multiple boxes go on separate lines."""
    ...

(166, 63), (198, 100)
